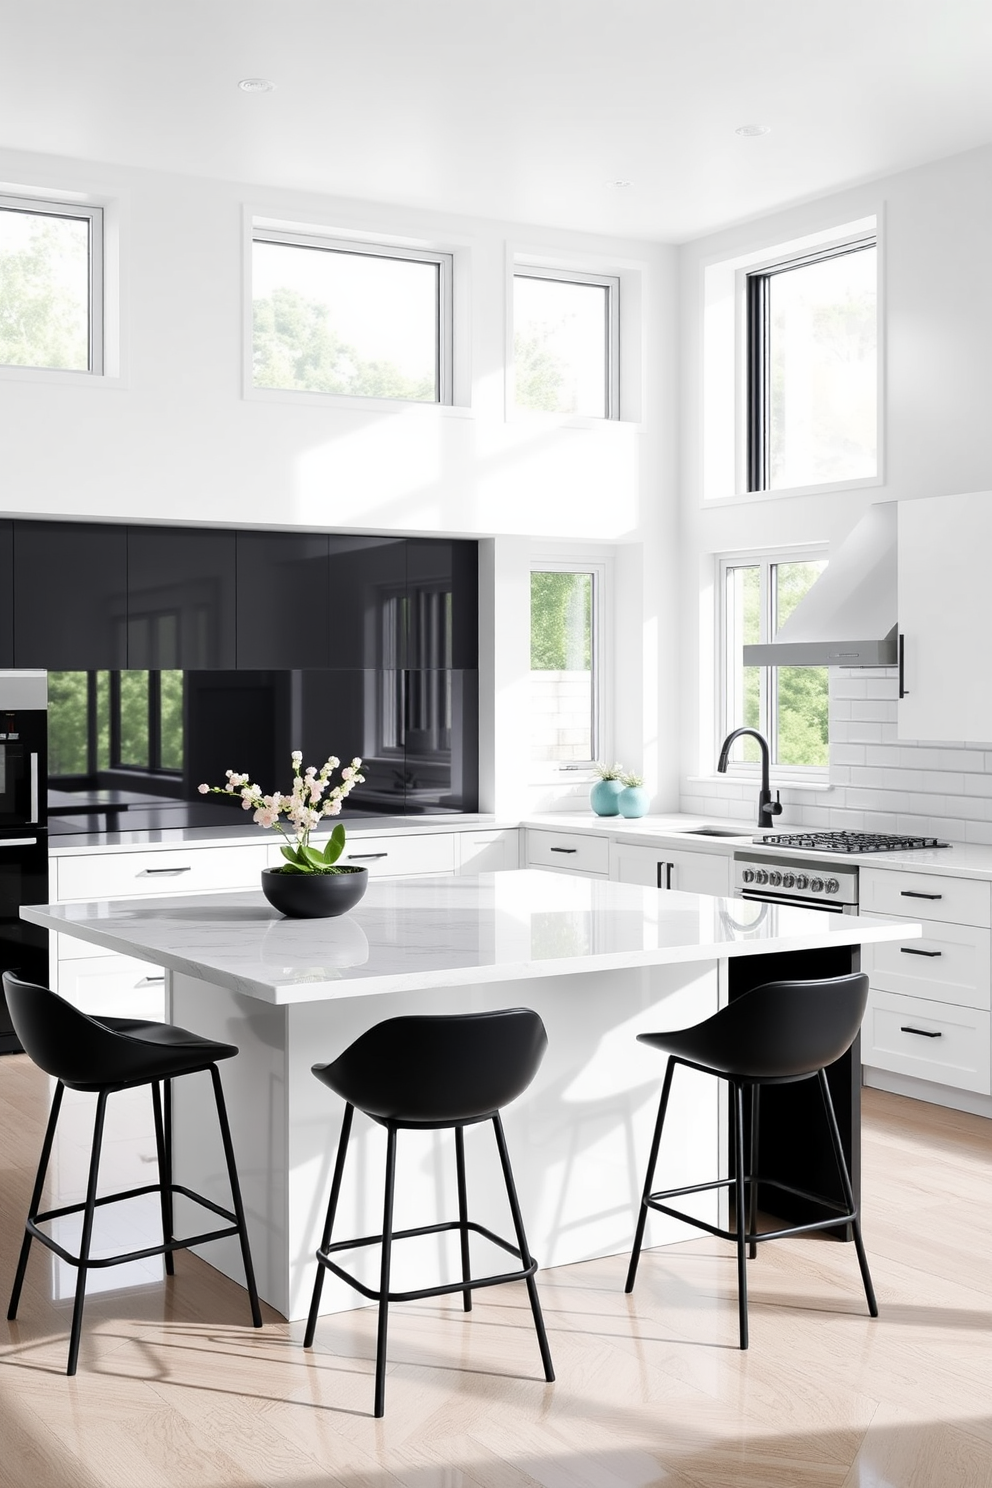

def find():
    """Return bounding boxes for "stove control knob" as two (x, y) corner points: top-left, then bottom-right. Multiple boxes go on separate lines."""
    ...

(755, 869), (769, 885)
(795, 874), (809, 890)
(810, 877), (824, 893)
(742, 868), (755, 883)
(782, 873), (796, 889)
(825, 877), (840, 894)
(769, 870), (782, 886)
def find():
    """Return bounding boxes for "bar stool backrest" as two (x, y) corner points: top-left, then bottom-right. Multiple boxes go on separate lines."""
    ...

(2, 971), (189, 1090)
(314, 1007), (548, 1125)
(669, 973), (869, 1081)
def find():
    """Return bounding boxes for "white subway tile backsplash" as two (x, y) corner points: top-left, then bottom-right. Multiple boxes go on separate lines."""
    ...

(830, 745), (866, 766)
(845, 723), (884, 744)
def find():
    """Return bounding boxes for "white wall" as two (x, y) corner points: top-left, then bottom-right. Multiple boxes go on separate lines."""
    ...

(678, 141), (992, 828)
(0, 145), (681, 815)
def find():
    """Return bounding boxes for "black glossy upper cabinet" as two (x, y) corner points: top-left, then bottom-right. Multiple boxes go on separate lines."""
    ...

(127, 526), (236, 669)
(405, 539), (478, 669)
(0, 523), (12, 667)
(327, 537), (406, 669)
(236, 532), (330, 668)
(14, 521), (127, 669)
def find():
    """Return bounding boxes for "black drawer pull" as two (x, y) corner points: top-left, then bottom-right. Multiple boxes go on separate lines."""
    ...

(140, 866), (192, 876)
(900, 890), (942, 900)
(900, 1025), (942, 1038)
(899, 946), (942, 958)
(550, 847), (578, 854)
(347, 852), (388, 860)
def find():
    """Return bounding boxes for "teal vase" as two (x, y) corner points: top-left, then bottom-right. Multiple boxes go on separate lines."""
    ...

(617, 785), (650, 818)
(590, 779), (624, 816)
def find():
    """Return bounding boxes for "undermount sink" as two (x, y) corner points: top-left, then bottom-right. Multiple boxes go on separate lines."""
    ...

(678, 825), (751, 837)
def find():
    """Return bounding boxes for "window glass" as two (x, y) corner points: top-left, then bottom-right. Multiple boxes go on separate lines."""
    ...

(252, 237), (444, 402)
(530, 570), (595, 764)
(751, 242), (876, 490)
(0, 200), (100, 372)
(722, 555), (828, 770)
(514, 273), (615, 418)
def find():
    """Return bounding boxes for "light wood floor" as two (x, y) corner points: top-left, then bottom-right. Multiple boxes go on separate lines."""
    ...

(2, 1055), (991, 1488)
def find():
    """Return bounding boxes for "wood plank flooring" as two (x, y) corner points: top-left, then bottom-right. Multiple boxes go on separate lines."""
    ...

(1, 1054), (991, 1487)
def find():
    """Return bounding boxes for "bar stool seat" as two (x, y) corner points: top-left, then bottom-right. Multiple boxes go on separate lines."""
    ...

(624, 972), (878, 1348)
(303, 1007), (556, 1417)
(3, 971), (263, 1375)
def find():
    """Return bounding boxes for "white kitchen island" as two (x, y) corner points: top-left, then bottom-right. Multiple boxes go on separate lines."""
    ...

(23, 869), (917, 1320)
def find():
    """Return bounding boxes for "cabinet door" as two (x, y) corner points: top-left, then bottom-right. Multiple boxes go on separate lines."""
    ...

(236, 531), (330, 668)
(612, 842), (730, 895)
(14, 521), (127, 669)
(127, 526), (236, 669)
(898, 491), (992, 742)
(0, 522), (11, 666)
(457, 829), (519, 872)
(328, 536), (406, 668)
(406, 539), (479, 669)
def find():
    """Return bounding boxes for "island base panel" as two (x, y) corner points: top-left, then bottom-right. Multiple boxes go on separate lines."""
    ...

(169, 962), (723, 1320)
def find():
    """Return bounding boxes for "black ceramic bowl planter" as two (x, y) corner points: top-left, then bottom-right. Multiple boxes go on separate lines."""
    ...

(260, 865), (369, 919)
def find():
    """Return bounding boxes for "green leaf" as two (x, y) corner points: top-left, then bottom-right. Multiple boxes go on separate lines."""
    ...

(321, 823), (346, 865)
(280, 843), (305, 867)
(301, 844), (327, 870)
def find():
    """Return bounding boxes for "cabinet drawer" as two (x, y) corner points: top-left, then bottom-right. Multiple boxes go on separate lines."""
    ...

(860, 913), (991, 1010)
(54, 953), (167, 1022)
(526, 829), (610, 877)
(859, 868), (991, 927)
(337, 832), (455, 877)
(457, 829), (520, 872)
(56, 844), (268, 901)
(863, 989), (991, 1094)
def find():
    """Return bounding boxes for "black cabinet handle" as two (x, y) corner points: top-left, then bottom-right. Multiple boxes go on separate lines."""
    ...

(900, 890), (942, 900)
(140, 866), (192, 876)
(900, 946), (942, 958)
(347, 852), (388, 860)
(550, 847), (578, 854)
(900, 1026), (942, 1038)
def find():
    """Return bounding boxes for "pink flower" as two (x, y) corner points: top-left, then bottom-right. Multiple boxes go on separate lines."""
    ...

(198, 783), (209, 794)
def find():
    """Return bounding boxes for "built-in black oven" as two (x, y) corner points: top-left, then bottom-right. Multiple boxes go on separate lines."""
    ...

(0, 673), (48, 1054)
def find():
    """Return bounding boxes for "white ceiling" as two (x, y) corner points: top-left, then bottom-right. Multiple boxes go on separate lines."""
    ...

(3, 0), (992, 242)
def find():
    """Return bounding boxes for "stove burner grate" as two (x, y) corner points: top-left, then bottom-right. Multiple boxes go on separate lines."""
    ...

(758, 830), (951, 854)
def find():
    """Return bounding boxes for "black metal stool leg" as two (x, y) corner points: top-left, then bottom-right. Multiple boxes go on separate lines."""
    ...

(625, 1056), (676, 1294)
(733, 1081), (749, 1350)
(748, 1084), (760, 1261)
(454, 1126), (472, 1313)
(492, 1113), (555, 1383)
(373, 1126), (398, 1419)
(818, 1069), (878, 1317)
(209, 1065), (263, 1328)
(151, 1081), (175, 1277)
(9, 1080), (65, 1322)
(67, 1090), (109, 1377)
(304, 1103), (354, 1348)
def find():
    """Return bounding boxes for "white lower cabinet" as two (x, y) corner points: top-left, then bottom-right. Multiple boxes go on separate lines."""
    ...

(456, 828), (519, 872)
(55, 947), (168, 1021)
(860, 867), (992, 1099)
(611, 841), (731, 896)
(525, 828), (610, 877)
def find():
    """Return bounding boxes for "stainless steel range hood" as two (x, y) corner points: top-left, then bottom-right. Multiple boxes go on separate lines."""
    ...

(743, 502), (898, 668)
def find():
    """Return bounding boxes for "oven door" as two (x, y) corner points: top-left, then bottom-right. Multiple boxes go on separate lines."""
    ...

(737, 887), (855, 915)
(0, 738), (42, 829)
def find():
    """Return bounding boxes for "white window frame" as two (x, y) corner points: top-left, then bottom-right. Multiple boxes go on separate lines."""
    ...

(0, 191), (104, 376)
(250, 226), (453, 406)
(529, 553), (611, 783)
(511, 264), (620, 421)
(717, 545), (829, 782)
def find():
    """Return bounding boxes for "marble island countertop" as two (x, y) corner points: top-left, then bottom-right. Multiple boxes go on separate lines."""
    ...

(23, 868), (919, 1006)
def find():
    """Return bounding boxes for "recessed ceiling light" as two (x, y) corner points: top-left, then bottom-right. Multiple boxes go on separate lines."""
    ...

(607, 179), (633, 188)
(238, 77), (275, 93)
(734, 123), (770, 137)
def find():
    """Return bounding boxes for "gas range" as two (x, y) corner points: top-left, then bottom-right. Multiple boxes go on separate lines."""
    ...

(755, 830), (951, 854)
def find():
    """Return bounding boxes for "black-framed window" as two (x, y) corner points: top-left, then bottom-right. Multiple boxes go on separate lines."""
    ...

(746, 237), (876, 492)
(48, 670), (184, 782)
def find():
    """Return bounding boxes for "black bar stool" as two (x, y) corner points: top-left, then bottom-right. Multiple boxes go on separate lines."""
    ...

(624, 972), (878, 1348)
(303, 1007), (556, 1417)
(3, 971), (263, 1375)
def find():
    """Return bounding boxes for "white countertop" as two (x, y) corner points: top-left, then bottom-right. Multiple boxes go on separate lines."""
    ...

(23, 867), (918, 1006)
(523, 812), (992, 879)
